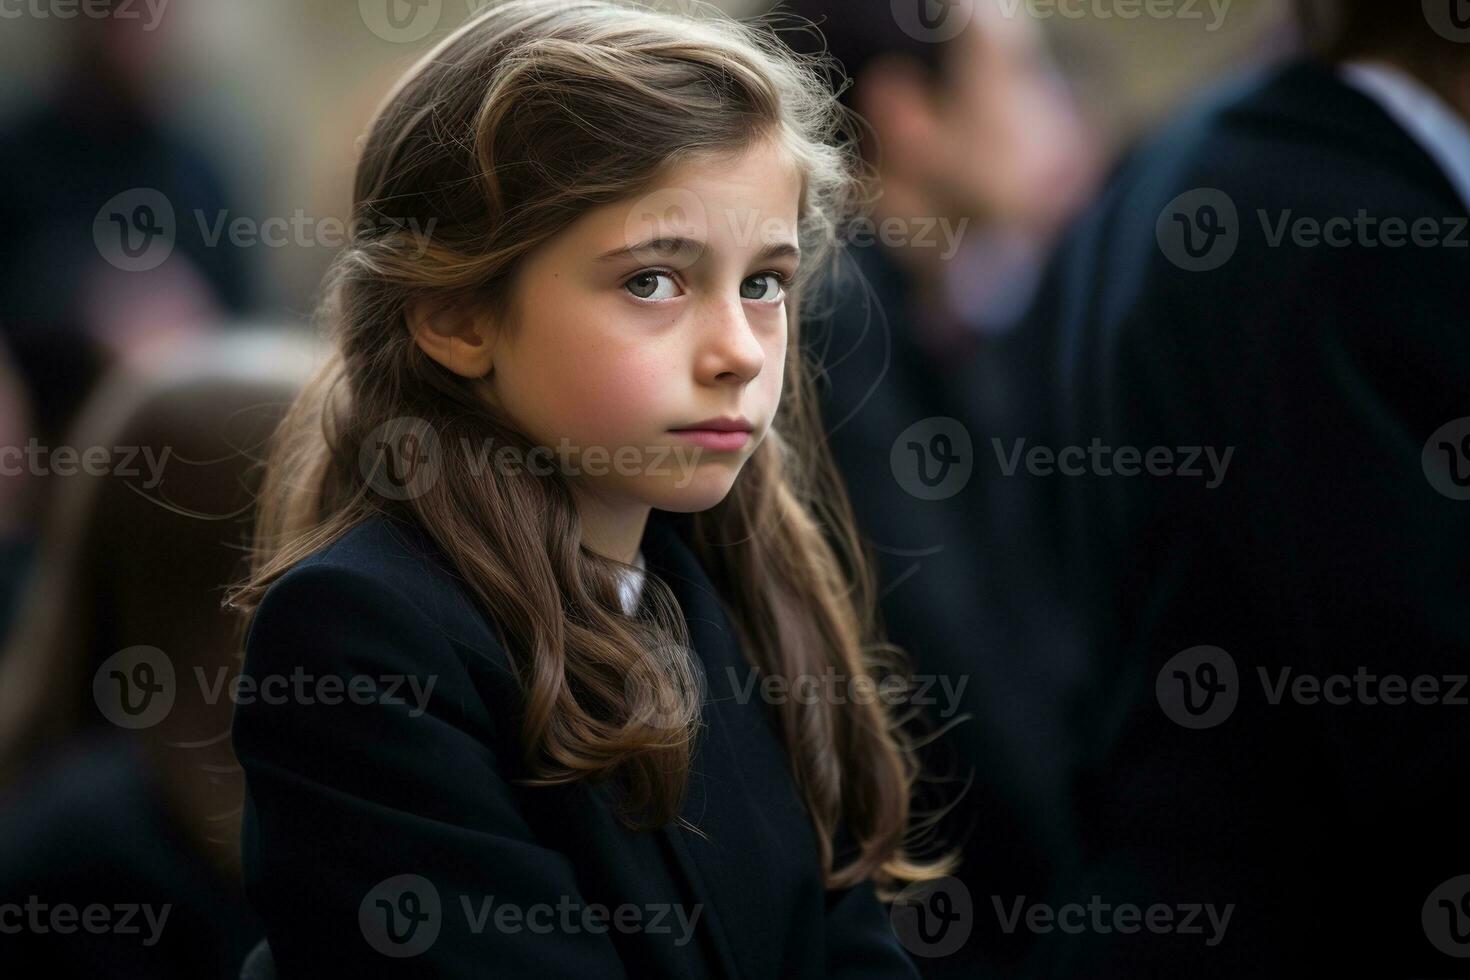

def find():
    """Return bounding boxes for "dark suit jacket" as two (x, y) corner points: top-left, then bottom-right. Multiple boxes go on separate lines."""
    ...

(231, 509), (918, 979)
(1014, 58), (1470, 975)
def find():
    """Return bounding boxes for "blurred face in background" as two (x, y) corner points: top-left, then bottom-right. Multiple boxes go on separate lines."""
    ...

(858, 2), (1096, 237)
(935, 4), (1096, 233)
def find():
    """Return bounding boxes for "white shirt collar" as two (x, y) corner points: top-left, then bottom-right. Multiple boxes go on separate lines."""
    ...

(617, 549), (647, 616)
(1339, 59), (1470, 212)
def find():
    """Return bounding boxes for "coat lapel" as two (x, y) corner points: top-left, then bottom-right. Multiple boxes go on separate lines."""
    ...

(638, 511), (822, 980)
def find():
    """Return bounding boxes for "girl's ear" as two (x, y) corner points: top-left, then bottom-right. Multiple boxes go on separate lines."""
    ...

(406, 298), (498, 378)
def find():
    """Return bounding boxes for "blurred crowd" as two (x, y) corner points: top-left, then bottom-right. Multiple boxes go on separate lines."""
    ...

(2, 0), (1465, 977)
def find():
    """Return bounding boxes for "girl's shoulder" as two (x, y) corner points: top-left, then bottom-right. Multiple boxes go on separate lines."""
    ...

(245, 514), (515, 685)
(283, 514), (468, 608)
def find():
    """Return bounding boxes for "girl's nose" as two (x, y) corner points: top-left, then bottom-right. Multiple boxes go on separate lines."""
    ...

(698, 298), (765, 385)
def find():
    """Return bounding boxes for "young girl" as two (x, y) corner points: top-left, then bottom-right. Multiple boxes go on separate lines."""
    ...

(228, 2), (950, 975)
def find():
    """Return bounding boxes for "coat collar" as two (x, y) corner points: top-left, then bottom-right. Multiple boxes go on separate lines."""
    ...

(636, 510), (815, 980)
(636, 510), (745, 979)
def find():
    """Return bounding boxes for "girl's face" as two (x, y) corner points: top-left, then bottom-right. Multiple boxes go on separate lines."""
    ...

(487, 138), (803, 521)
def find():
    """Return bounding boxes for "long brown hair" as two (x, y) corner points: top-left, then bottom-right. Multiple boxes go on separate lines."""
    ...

(227, 0), (949, 890)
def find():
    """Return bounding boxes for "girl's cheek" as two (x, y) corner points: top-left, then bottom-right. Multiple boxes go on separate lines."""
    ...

(559, 353), (666, 445)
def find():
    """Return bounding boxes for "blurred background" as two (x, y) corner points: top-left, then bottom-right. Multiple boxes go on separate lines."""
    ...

(0, 0), (1426, 977)
(0, 0), (1290, 322)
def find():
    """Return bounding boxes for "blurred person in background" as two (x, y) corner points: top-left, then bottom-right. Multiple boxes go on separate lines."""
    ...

(783, 0), (1098, 974)
(0, 331), (315, 978)
(0, 338), (37, 639)
(1015, 0), (1470, 973)
(0, 0), (259, 581)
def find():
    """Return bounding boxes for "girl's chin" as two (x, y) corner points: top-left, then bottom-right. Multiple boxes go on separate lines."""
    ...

(638, 471), (742, 514)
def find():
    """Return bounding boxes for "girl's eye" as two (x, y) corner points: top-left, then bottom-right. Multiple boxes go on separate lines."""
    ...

(625, 271), (681, 301)
(741, 272), (787, 303)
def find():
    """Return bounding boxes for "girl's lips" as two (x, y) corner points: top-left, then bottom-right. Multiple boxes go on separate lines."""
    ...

(668, 428), (750, 451)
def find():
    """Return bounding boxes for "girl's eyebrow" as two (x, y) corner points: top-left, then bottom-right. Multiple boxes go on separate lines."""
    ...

(597, 237), (800, 264)
(754, 241), (801, 265)
(598, 236), (705, 263)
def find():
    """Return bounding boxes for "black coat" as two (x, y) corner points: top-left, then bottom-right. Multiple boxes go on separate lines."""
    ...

(231, 510), (918, 979)
(1018, 58), (1470, 975)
